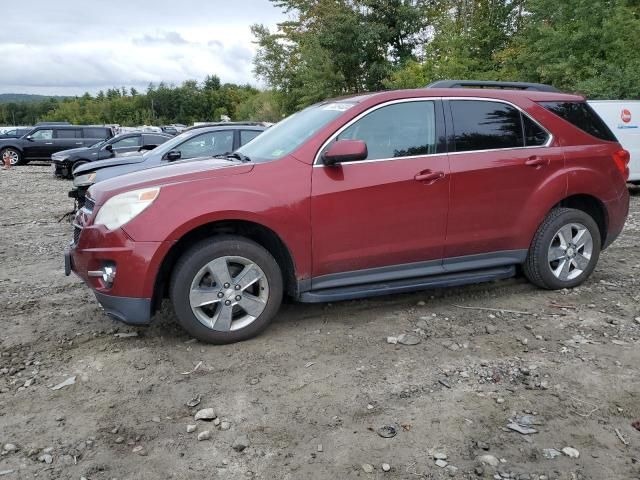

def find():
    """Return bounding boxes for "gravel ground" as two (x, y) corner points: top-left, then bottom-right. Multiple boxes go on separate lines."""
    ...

(0, 165), (639, 480)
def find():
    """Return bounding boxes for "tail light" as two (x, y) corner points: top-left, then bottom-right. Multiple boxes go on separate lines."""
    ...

(612, 149), (630, 180)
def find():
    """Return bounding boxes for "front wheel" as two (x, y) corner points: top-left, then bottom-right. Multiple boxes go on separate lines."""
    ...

(1, 148), (22, 166)
(71, 160), (88, 176)
(170, 236), (283, 344)
(524, 207), (601, 289)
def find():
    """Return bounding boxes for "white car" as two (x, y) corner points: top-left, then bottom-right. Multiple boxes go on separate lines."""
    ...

(589, 100), (640, 183)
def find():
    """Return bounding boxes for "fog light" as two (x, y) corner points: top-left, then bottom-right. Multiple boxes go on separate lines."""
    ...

(88, 263), (116, 287)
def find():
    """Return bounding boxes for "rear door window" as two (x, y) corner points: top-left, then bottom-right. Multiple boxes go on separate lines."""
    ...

(540, 101), (617, 142)
(450, 100), (524, 152)
(335, 100), (437, 161)
(83, 128), (109, 139)
(55, 129), (82, 139)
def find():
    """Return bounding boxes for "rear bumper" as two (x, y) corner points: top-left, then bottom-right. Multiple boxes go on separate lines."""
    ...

(603, 188), (630, 249)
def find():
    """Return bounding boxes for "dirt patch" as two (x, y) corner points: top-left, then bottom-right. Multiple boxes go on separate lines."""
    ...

(1, 165), (639, 479)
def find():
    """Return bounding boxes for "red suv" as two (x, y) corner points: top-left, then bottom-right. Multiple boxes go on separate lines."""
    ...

(65, 86), (630, 344)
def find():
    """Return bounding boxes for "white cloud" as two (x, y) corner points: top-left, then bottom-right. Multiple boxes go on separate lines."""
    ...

(0, 0), (287, 95)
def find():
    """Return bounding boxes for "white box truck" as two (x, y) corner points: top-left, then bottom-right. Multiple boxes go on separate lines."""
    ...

(589, 100), (640, 183)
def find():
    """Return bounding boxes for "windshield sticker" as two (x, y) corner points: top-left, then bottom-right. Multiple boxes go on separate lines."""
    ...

(322, 103), (353, 112)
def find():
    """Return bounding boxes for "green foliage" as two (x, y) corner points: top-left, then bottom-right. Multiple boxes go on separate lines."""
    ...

(260, 0), (640, 105)
(501, 0), (640, 98)
(0, 78), (268, 126)
(3, 0), (640, 127)
(253, 0), (432, 111)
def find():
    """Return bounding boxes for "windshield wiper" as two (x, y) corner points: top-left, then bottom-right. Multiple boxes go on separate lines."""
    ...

(226, 152), (251, 163)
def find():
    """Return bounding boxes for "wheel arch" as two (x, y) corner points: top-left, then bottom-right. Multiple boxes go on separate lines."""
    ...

(151, 219), (298, 313)
(0, 144), (23, 154)
(554, 194), (608, 246)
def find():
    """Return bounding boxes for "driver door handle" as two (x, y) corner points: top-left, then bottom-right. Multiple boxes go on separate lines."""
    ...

(525, 156), (550, 167)
(415, 170), (445, 184)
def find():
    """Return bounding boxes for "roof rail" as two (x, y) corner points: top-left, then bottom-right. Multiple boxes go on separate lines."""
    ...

(426, 80), (562, 93)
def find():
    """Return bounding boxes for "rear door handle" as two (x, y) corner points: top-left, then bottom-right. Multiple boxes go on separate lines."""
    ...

(75, 142), (83, 145)
(45, 142), (53, 145)
(525, 156), (549, 167)
(415, 170), (445, 183)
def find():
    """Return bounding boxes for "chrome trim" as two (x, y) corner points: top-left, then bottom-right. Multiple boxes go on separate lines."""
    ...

(312, 96), (554, 167)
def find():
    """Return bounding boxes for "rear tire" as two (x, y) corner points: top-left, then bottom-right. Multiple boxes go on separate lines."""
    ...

(1, 147), (22, 166)
(524, 207), (601, 289)
(170, 236), (283, 344)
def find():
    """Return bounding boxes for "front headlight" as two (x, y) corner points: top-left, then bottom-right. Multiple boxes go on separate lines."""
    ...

(52, 154), (69, 161)
(73, 172), (96, 187)
(94, 187), (160, 230)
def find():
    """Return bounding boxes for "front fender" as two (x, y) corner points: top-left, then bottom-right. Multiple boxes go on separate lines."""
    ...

(0, 142), (23, 153)
(121, 157), (313, 279)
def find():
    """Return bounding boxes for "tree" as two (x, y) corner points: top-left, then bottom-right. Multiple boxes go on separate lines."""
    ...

(501, 0), (640, 98)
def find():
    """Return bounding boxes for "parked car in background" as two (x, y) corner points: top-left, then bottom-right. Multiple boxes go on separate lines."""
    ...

(0, 125), (114, 166)
(588, 101), (640, 184)
(66, 84), (629, 344)
(52, 132), (172, 178)
(0, 127), (32, 139)
(70, 124), (265, 206)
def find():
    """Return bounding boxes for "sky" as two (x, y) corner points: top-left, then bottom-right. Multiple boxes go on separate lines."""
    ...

(0, 0), (287, 95)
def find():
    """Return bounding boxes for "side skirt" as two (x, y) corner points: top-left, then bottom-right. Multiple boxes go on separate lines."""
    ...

(296, 250), (527, 304)
(298, 265), (516, 303)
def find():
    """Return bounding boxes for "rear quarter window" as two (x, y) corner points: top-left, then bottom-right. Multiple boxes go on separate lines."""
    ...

(540, 101), (617, 142)
(83, 128), (110, 139)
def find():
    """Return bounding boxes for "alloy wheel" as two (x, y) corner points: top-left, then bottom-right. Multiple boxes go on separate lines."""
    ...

(547, 223), (593, 281)
(188, 255), (269, 331)
(2, 149), (19, 165)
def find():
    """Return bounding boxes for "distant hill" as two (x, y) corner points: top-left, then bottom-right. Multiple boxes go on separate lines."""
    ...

(0, 93), (70, 104)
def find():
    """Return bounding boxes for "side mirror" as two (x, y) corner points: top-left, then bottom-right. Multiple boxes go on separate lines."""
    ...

(166, 150), (181, 161)
(322, 139), (367, 166)
(104, 144), (113, 152)
(25, 135), (34, 142)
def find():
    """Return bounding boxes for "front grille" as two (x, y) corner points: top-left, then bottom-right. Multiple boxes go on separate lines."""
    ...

(73, 226), (82, 244)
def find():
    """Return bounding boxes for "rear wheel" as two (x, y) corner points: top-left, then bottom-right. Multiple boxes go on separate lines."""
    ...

(170, 236), (283, 344)
(524, 207), (601, 289)
(1, 148), (22, 166)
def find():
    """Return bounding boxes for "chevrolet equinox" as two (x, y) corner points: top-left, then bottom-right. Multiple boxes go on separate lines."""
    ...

(65, 87), (630, 344)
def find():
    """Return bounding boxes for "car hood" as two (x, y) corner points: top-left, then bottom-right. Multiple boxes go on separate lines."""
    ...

(89, 158), (252, 205)
(53, 146), (91, 157)
(74, 154), (145, 175)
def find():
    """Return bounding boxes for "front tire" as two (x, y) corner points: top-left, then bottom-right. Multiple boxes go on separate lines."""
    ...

(524, 207), (601, 289)
(71, 160), (88, 176)
(170, 236), (283, 344)
(1, 148), (22, 166)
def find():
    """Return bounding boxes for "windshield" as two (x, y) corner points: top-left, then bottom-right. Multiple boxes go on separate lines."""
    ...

(236, 101), (356, 162)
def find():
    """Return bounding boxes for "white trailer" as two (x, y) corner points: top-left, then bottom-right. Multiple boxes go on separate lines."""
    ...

(588, 100), (640, 183)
